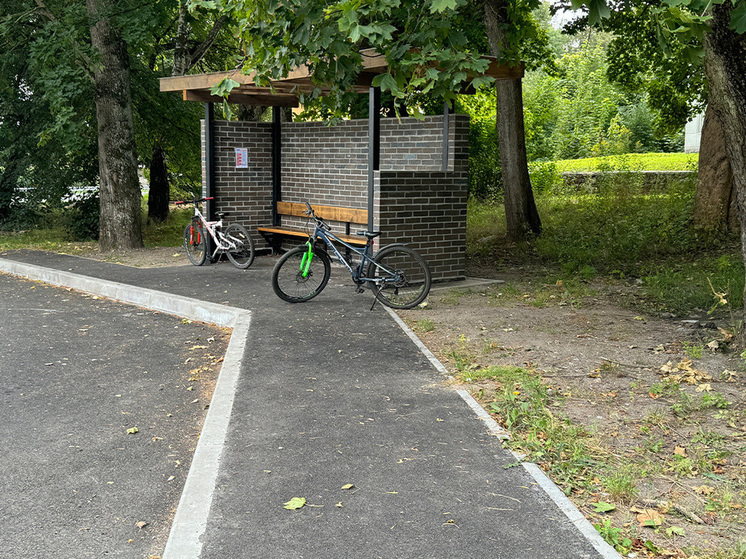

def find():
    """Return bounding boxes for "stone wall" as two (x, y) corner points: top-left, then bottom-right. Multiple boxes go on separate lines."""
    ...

(561, 171), (695, 192)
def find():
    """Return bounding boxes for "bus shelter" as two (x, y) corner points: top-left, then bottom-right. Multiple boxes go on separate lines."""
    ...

(160, 51), (522, 281)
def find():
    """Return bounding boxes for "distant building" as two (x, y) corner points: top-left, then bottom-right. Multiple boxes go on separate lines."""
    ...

(685, 112), (704, 153)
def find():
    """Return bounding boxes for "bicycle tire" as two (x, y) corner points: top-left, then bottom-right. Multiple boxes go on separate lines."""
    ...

(367, 245), (431, 309)
(272, 246), (331, 303)
(224, 224), (255, 269)
(184, 222), (207, 266)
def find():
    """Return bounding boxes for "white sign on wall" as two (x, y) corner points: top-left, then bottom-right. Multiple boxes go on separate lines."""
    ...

(235, 147), (248, 168)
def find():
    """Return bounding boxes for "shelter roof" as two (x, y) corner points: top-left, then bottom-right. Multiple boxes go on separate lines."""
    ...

(159, 49), (523, 107)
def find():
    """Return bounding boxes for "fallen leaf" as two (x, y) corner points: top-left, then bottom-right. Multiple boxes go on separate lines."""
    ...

(659, 359), (711, 385)
(341, 484), (355, 490)
(126, 427), (139, 435)
(136, 521), (148, 529)
(593, 502), (616, 513)
(694, 485), (714, 496)
(283, 497), (306, 510)
(674, 446), (687, 457)
(637, 509), (664, 527)
(666, 526), (685, 537)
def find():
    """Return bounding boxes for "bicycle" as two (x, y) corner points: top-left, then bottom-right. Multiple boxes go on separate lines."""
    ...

(176, 197), (255, 269)
(271, 202), (431, 309)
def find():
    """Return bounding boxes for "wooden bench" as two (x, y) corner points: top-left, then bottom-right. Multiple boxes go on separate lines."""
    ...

(258, 201), (369, 250)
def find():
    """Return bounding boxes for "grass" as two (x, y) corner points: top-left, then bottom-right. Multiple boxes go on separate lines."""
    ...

(142, 206), (193, 247)
(467, 171), (744, 317)
(0, 205), (192, 253)
(454, 359), (745, 558)
(556, 152), (698, 172)
(455, 364), (606, 490)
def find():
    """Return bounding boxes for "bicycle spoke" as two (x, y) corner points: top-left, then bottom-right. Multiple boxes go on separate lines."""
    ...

(367, 246), (431, 309)
(272, 246), (331, 303)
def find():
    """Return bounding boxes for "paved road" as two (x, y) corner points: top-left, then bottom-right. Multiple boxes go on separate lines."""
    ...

(0, 250), (618, 558)
(0, 272), (228, 558)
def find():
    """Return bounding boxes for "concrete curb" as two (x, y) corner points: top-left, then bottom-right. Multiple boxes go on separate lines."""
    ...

(0, 258), (239, 327)
(0, 257), (250, 559)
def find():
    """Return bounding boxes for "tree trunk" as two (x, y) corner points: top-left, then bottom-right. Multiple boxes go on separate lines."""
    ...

(172, 0), (191, 77)
(147, 145), (170, 222)
(703, 2), (746, 321)
(483, 0), (541, 240)
(496, 78), (542, 239)
(87, 0), (143, 250)
(693, 103), (737, 232)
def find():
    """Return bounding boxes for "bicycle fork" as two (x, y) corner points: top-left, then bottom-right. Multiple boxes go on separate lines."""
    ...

(299, 240), (314, 277)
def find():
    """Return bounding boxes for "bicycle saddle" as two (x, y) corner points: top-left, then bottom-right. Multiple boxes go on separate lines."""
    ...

(356, 231), (381, 239)
(216, 211), (229, 219)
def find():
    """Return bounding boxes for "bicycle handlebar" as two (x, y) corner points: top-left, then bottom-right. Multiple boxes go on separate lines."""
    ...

(175, 197), (214, 206)
(304, 202), (331, 231)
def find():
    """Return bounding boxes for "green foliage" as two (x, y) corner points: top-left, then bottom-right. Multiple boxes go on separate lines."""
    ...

(458, 90), (502, 200)
(534, 176), (701, 276)
(142, 206), (193, 247)
(556, 152), (697, 172)
(643, 254), (745, 315)
(466, 163), (743, 315)
(198, 0), (497, 118)
(594, 518), (633, 553)
(0, 0), (230, 233)
(199, 0), (556, 122)
(65, 192), (100, 241)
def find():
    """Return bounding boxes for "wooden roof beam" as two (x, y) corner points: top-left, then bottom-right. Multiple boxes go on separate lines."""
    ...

(183, 90), (299, 107)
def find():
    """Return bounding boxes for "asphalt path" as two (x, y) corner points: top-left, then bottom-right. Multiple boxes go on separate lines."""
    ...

(0, 250), (619, 559)
(0, 272), (228, 558)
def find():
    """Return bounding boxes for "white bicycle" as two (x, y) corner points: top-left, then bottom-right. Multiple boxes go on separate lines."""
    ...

(176, 197), (255, 269)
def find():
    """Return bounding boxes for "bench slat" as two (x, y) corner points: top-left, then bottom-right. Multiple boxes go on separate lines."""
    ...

(276, 201), (368, 225)
(257, 226), (368, 246)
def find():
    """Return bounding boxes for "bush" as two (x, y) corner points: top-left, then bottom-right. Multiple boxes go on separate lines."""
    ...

(65, 192), (100, 241)
(528, 161), (561, 194)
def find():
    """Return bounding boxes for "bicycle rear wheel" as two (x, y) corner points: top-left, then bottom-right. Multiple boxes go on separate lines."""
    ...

(367, 245), (431, 309)
(224, 224), (255, 269)
(184, 222), (207, 266)
(272, 246), (331, 303)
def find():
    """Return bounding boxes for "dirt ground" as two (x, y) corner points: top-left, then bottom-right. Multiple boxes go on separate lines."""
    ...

(397, 265), (746, 558)
(63, 245), (746, 557)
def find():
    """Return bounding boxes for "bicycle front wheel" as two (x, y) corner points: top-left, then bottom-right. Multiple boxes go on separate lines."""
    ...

(272, 246), (331, 303)
(184, 222), (207, 266)
(367, 245), (431, 309)
(224, 224), (255, 269)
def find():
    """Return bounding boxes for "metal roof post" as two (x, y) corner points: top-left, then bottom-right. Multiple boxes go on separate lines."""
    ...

(272, 106), (282, 226)
(442, 101), (453, 172)
(368, 87), (380, 232)
(204, 102), (216, 221)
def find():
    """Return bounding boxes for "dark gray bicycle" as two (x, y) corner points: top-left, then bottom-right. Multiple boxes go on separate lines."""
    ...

(271, 202), (431, 309)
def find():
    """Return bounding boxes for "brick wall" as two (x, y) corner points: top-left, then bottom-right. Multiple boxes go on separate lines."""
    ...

(202, 120), (274, 232)
(375, 116), (469, 282)
(203, 113), (469, 281)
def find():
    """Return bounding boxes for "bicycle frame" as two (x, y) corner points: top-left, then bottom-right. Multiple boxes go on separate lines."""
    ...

(303, 222), (400, 290)
(189, 204), (241, 259)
